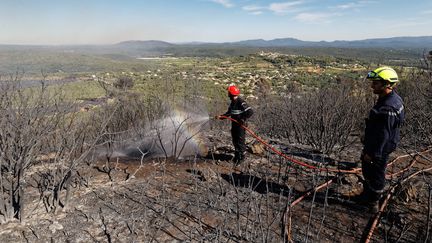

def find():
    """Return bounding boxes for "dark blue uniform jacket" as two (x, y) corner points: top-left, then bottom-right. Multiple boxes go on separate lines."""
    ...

(363, 91), (404, 159)
(224, 96), (253, 125)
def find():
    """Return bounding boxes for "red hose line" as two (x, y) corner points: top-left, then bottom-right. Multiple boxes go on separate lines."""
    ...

(219, 116), (360, 174)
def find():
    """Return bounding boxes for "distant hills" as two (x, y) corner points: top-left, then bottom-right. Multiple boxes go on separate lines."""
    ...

(1, 36), (431, 50)
(112, 36), (432, 49)
(1, 36), (430, 61)
(227, 36), (432, 48)
(100, 37), (431, 59)
(104, 36), (432, 58)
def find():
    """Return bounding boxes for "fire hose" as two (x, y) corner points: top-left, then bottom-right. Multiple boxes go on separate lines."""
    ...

(216, 116), (430, 241)
(217, 115), (361, 174)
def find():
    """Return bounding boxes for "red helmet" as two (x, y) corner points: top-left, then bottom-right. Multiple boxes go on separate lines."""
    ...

(227, 85), (240, 96)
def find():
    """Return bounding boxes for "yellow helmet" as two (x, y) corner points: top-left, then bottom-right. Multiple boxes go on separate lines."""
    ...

(366, 66), (399, 83)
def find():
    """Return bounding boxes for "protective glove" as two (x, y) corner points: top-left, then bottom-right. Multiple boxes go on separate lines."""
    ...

(238, 119), (247, 126)
(214, 115), (226, 120)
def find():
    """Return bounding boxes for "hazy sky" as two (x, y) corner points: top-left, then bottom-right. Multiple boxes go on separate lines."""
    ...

(1, 0), (431, 45)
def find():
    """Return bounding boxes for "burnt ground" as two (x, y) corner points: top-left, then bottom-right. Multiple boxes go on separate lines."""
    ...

(1, 130), (431, 243)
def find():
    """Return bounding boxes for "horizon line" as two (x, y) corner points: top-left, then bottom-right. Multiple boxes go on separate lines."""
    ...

(1, 35), (431, 46)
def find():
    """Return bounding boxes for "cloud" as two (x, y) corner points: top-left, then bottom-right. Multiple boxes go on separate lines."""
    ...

(210, 0), (234, 8)
(242, 5), (266, 14)
(242, 5), (265, 12)
(421, 9), (432, 15)
(333, 1), (375, 10)
(294, 12), (334, 22)
(335, 2), (359, 10)
(269, 1), (304, 14)
(250, 11), (263, 15)
(241, 1), (305, 16)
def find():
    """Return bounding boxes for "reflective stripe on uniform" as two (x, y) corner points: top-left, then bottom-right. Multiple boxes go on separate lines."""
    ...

(372, 105), (404, 117)
(230, 109), (243, 115)
(396, 105), (404, 114)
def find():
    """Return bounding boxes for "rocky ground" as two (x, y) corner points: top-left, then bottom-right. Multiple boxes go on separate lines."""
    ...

(0, 129), (431, 243)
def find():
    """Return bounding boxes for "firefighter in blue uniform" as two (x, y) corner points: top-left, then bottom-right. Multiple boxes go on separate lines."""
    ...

(359, 67), (404, 212)
(216, 85), (253, 164)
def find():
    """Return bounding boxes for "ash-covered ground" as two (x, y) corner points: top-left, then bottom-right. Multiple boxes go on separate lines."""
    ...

(1, 125), (431, 243)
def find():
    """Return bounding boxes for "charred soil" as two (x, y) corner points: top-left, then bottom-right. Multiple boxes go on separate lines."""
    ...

(0, 130), (431, 243)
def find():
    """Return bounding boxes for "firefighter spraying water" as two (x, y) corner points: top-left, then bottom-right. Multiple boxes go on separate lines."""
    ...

(214, 84), (253, 164)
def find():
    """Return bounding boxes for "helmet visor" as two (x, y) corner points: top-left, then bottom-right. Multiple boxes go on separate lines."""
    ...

(367, 71), (383, 80)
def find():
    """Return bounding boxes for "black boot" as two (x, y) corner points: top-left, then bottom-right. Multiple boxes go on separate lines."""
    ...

(353, 189), (372, 204)
(237, 153), (244, 165)
(368, 200), (380, 214)
(354, 187), (381, 213)
(233, 151), (244, 165)
(233, 151), (240, 164)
